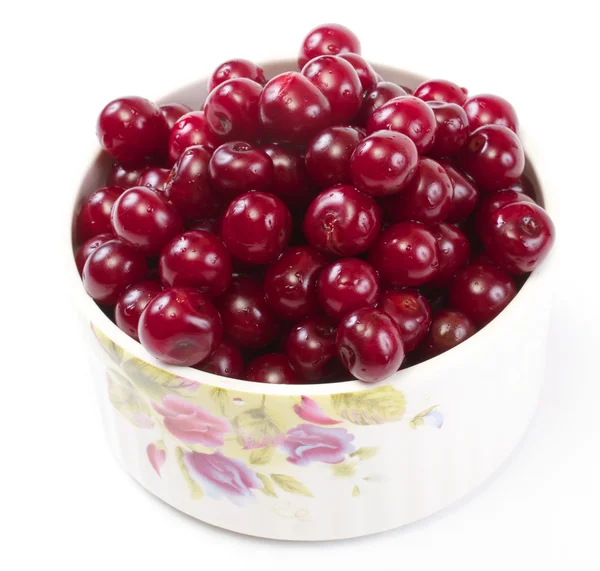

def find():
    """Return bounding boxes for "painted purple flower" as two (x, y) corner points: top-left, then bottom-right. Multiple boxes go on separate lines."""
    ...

(183, 450), (263, 504)
(281, 424), (356, 466)
(153, 395), (231, 447)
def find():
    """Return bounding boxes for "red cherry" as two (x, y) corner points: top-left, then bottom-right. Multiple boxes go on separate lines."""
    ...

(261, 143), (312, 208)
(75, 233), (113, 275)
(355, 82), (407, 127)
(298, 23), (361, 68)
(115, 280), (163, 340)
(168, 111), (219, 164)
(208, 59), (266, 92)
(438, 161), (479, 223)
(77, 186), (123, 241)
(463, 94), (518, 132)
(106, 163), (145, 188)
(413, 79), (468, 105)
(138, 167), (170, 191)
(196, 341), (245, 379)
(339, 53), (378, 93)
(426, 101), (469, 158)
(475, 189), (535, 235)
(245, 354), (298, 384)
(428, 223), (471, 286)
(422, 309), (476, 357)
(160, 103), (193, 130)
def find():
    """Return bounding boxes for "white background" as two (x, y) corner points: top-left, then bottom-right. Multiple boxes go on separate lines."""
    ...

(2, 0), (599, 568)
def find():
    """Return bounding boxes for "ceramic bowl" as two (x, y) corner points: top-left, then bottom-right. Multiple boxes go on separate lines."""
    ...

(69, 60), (556, 541)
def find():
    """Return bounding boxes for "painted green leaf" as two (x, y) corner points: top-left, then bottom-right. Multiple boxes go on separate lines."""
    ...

(409, 405), (438, 429)
(332, 462), (356, 478)
(175, 447), (203, 500)
(249, 446), (275, 465)
(256, 473), (278, 498)
(349, 446), (379, 461)
(352, 486), (360, 498)
(93, 326), (125, 364)
(232, 406), (282, 449)
(331, 386), (406, 425)
(271, 474), (313, 497)
(107, 369), (153, 428)
(210, 387), (228, 413)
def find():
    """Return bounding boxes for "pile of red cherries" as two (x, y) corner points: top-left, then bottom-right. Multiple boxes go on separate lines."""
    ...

(77, 23), (555, 384)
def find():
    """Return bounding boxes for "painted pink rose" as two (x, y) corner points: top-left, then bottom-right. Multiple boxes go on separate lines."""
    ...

(281, 424), (356, 466)
(184, 450), (263, 505)
(294, 396), (341, 425)
(153, 395), (230, 447)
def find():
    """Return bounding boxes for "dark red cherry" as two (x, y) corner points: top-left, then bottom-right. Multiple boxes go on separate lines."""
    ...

(336, 307), (404, 382)
(168, 111), (219, 164)
(115, 280), (163, 341)
(204, 78), (263, 142)
(208, 141), (273, 200)
(285, 316), (337, 381)
(422, 309), (476, 357)
(459, 125), (525, 192)
(385, 157), (453, 224)
(221, 192), (292, 264)
(298, 23), (361, 68)
(301, 55), (362, 123)
(378, 289), (431, 352)
(137, 167), (170, 191)
(480, 202), (555, 274)
(208, 59), (267, 92)
(350, 130), (419, 197)
(159, 230), (232, 297)
(160, 103), (193, 130)
(83, 239), (148, 305)
(505, 174), (537, 200)
(77, 186), (123, 241)
(138, 287), (222, 366)
(449, 263), (517, 326)
(97, 96), (169, 164)
(318, 258), (379, 321)
(259, 72), (332, 144)
(303, 184), (382, 256)
(305, 126), (364, 188)
(475, 189), (535, 234)
(368, 222), (439, 287)
(428, 223), (471, 286)
(164, 145), (217, 220)
(463, 94), (518, 132)
(413, 79), (468, 105)
(264, 246), (328, 321)
(217, 277), (279, 349)
(261, 143), (312, 208)
(196, 340), (245, 379)
(339, 53), (378, 92)
(355, 82), (407, 127)
(438, 161), (479, 222)
(75, 233), (113, 275)
(187, 218), (219, 234)
(106, 163), (145, 188)
(245, 354), (298, 384)
(426, 101), (469, 158)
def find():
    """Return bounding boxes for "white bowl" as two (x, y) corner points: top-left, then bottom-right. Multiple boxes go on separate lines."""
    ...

(69, 60), (557, 541)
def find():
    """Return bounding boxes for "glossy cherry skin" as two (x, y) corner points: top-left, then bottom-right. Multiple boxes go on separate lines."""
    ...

(355, 82), (407, 126)
(97, 96), (169, 164)
(217, 277), (279, 349)
(111, 186), (184, 255)
(160, 103), (193, 130)
(475, 189), (535, 234)
(75, 233), (113, 275)
(259, 72), (332, 144)
(367, 96), (437, 154)
(438, 161), (479, 222)
(449, 263), (517, 326)
(159, 230), (232, 297)
(221, 191), (292, 264)
(336, 307), (404, 383)
(428, 223), (471, 286)
(301, 55), (362, 123)
(298, 23), (361, 68)
(368, 222), (439, 287)
(303, 184), (382, 256)
(285, 316), (337, 381)
(385, 158), (453, 224)
(261, 143), (311, 208)
(165, 145), (217, 221)
(168, 111), (219, 164)
(305, 126), (364, 188)
(318, 258), (379, 321)
(208, 141), (273, 200)
(426, 101), (469, 158)
(196, 340), (245, 379)
(378, 288), (431, 352)
(459, 125), (525, 192)
(245, 354), (298, 384)
(138, 287), (222, 366)
(463, 94), (518, 133)
(82, 239), (148, 305)
(115, 280), (163, 340)
(137, 167), (170, 191)
(506, 174), (536, 199)
(480, 202), (555, 274)
(204, 78), (263, 142)
(106, 163), (146, 188)
(208, 59), (267, 92)
(413, 79), (468, 105)
(264, 246), (328, 321)
(422, 309), (476, 357)
(339, 53), (378, 92)
(77, 186), (123, 241)
(350, 130), (419, 197)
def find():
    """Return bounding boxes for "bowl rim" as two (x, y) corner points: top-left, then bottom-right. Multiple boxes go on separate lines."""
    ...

(67, 59), (558, 397)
